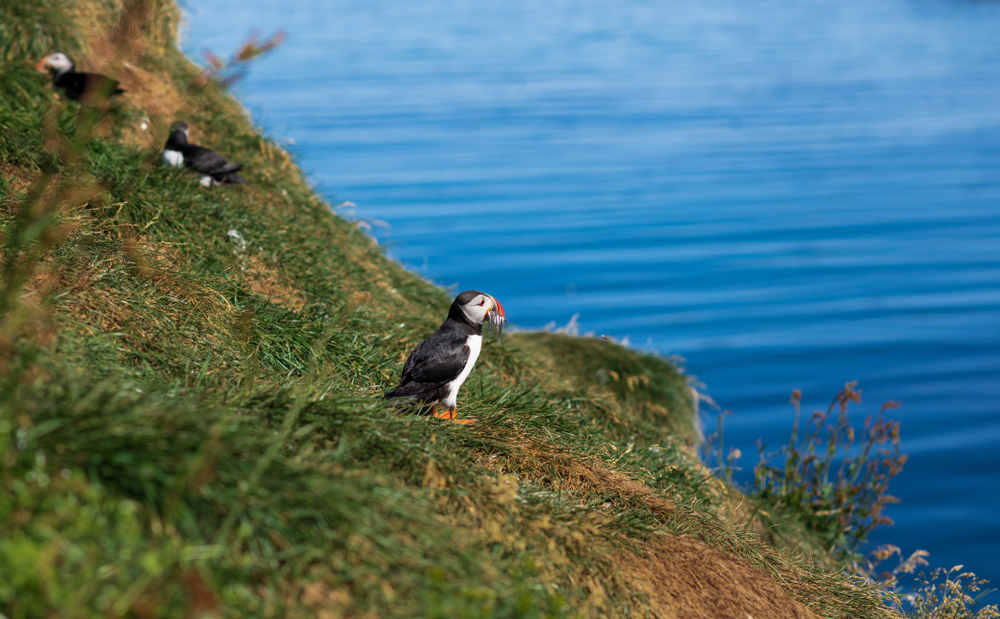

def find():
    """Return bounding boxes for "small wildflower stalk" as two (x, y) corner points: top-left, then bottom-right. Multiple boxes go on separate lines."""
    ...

(702, 408), (742, 482)
(753, 382), (907, 557)
(905, 566), (1000, 619)
(853, 546), (999, 618)
(190, 31), (286, 89)
(852, 544), (930, 593)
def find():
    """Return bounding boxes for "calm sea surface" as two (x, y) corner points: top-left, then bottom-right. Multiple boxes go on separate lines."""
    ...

(184, 0), (1000, 586)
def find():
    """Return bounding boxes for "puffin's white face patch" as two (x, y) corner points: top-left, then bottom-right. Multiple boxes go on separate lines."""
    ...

(460, 294), (492, 324)
(458, 293), (506, 341)
(44, 53), (73, 75)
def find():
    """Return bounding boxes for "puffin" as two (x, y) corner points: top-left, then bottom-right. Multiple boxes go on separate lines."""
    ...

(163, 121), (249, 186)
(36, 52), (124, 103)
(385, 290), (506, 424)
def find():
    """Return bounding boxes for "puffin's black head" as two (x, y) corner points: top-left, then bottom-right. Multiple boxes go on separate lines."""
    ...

(168, 121), (190, 142)
(164, 122), (191, 150)
(448, 290), (506, 330)
(37, 52), (75, 77)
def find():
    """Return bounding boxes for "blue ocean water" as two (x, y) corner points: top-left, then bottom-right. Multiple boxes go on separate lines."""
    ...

(183, 0), (1000, 587)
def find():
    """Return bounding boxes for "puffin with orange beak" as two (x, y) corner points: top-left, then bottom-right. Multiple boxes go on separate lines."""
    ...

(385, 290), (506, 424)
(37, 52), (124, 103)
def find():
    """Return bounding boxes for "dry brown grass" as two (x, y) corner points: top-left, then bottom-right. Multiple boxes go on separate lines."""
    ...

(115, 62), (183, 148)
(8, 262), (60, 352)
(37, 222), (236, 356)
(1, 179), (93, 356)
(482, 433), (675, 514)
(621, 535), (820, 619)
(474, 431), (881, 618)
(457, 441), (821, 619)
(242, 254), (307, 312)
(0, 163), (38, 200)
(72, 0), (181, 60)
(65, 0), (186, 148)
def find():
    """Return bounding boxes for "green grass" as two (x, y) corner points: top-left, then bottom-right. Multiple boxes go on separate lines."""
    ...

(0, 0), (79, 63)
(0, 2), (900, 618)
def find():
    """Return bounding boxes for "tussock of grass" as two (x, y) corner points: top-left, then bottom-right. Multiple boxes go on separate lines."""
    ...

(1, 1), (899, 618)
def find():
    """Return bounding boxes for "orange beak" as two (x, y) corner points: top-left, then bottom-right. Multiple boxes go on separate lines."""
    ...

(36, 58), (48, 72)
(489, 296), (505, 320)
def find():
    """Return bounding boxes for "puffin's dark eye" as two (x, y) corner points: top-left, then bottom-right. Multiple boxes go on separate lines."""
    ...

(479, 300), (485, 306)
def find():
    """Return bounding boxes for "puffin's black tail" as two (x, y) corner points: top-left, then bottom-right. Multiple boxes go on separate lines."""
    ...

(384, 385), (441, 416)
(218, 171), (250, 185)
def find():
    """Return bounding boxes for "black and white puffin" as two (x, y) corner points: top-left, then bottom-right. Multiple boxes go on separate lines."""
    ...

(385, 290), (506, 424)
(36, 52), (124, 103)
(163, 121), (249, 186)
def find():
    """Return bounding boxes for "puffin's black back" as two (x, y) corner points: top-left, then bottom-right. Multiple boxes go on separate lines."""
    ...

(186, 147), (243, 176)
(54, 71), (123, 102)
(384, 295), (484, 408)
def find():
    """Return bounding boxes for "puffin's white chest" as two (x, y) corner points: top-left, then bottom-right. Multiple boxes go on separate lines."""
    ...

(163, 149), (184, 167)
(443, 334), (482, 409)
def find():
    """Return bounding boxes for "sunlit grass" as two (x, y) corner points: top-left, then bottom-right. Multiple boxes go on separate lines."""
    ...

(0, 0), (917, 617)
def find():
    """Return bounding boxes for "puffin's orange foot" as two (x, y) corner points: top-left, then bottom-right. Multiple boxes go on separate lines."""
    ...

(431, 409), (474, 424)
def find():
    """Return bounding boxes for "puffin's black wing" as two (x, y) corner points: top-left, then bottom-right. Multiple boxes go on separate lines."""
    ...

(386, 329), (470, 400)
(184, 145), (243, 176)
(403, 332), (470, 384)
(55, 71), (123, 102)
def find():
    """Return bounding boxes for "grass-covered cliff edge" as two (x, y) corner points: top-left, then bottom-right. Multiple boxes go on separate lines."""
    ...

(1, 1), (897, 617)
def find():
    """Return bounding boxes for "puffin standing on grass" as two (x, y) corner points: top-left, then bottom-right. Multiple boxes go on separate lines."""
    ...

(37, 52), (124, 103)
(385, 290), (506, 424)
(163, 121), (249, 186)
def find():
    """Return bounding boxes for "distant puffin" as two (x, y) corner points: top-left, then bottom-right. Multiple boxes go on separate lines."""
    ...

(36, 52), (124, 103)
(163, 122), (249, 185)
(385, 290), (506, 424)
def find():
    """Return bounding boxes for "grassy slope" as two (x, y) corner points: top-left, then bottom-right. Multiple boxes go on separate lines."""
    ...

(0, 1), (896, 618)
